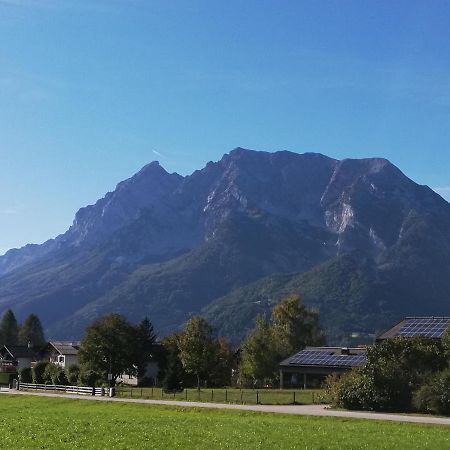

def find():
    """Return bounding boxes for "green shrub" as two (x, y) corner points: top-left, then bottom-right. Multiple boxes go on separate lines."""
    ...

(65, 364), (80, 386)
(43, 363), (68, 385)
(413, 369), (450, 416)
(19, 367), (32, 383)
(0, 372), (16, 385)
(78, 367), (103, 387)
(54, 367), (69, 385)
(413, 384), (435, 414)
(326, 337), (448, 413)
(325, 370), (377, 410)
(32, 361), (49, 384)
(43, 363), (57, 384)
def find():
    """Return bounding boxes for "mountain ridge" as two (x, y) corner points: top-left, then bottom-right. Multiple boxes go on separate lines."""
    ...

(1, 148), (449, 344)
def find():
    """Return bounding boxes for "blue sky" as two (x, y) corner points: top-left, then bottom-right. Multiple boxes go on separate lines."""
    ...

(1, 0), (450, 254)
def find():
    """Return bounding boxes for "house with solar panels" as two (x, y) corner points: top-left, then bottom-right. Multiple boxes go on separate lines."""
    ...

(279, 316), (450, 389)
(279, 346), (367, 389)
(376, 317), (450, 342)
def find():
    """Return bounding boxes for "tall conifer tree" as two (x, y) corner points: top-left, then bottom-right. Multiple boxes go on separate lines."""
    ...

(0, 310), (19, 346)
(19, 314), (46, 348)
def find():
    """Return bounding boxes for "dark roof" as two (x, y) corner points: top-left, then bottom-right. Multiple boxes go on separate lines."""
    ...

(1, 345), (36, 359)
(48, 341), (80, 356)
(376, 317), (450, 341)
(280, 346), (367, 369)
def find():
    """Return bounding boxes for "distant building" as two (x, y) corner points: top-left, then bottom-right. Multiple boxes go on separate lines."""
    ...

(279, 346), (367, 389)
(116, 360), (160, 386)
(0, 345), (37, 372)
(116, 343), (164, 386)
(43, 341), (80, 368)
(376, 317), (450, 342)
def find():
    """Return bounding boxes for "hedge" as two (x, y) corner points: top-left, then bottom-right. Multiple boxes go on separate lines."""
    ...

(0, 372), (17, 385)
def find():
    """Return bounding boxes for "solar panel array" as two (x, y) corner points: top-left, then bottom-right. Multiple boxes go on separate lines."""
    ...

(288, 350), (366, 368)
(395, 318), (450, 339)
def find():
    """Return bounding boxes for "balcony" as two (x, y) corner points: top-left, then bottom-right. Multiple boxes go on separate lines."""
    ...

(0, 361), (18, 373)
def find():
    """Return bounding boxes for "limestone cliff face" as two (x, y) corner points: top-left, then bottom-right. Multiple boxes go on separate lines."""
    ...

(0, 148), (449, 341)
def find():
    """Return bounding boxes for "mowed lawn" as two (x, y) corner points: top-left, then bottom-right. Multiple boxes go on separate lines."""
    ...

(0, 395), (449, 449)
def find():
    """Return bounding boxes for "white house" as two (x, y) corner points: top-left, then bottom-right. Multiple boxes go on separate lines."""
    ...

(44, 341), (80, 368)
(116, 360), (159, 386)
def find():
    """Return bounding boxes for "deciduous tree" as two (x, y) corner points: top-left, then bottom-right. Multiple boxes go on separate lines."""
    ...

(239, 315), (277, 387)
(239, 296), (325, 386)
(178, 316), (217, 390)
(271, 295), (324, 358)
(78, 314), (137, 386)
(209, 337), (235, 387)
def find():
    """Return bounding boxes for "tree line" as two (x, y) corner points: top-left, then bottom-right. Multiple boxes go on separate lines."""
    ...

(0, 310), (46, 348)
(74, 294), (323, 390)
(2, 295), (324, 391)
(19, 315), (157, 388)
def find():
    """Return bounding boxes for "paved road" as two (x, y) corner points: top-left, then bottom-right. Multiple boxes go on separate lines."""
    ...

(3, 389), (450, 426)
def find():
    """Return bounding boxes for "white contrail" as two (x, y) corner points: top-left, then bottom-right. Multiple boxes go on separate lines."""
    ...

(152, 149), (165, 158)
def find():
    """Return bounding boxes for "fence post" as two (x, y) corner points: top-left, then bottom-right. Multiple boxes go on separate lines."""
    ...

(211, 390), (214, 401)
(151, 387), (154, 398)
(225, 389), (227, 402)
(198, 389), (200, 401)
(293, 391), (296, 404)
(256, 391), (259, 405)
(185, 389), (188, 401)
(240, 390), (243, 403)
(92, 387), (95, 396)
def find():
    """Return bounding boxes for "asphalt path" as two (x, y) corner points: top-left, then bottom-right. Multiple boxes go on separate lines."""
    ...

(2, 389), (450, 426)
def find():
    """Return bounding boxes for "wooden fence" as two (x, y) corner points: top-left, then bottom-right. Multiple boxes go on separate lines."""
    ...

(19, 383), (106, 396)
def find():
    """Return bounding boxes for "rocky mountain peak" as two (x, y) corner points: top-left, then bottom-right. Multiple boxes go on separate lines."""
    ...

(1, 148), (450, 343)
(66, 161), (183, 246)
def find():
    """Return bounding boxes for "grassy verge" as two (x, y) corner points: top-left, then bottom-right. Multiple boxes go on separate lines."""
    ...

(0, 394), (449, 449)
(115, 387), (323, 405)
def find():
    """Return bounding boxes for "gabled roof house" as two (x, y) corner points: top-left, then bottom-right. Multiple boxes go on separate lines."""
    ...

(0, 345), (37, 371)
(44, 341), (80, 368)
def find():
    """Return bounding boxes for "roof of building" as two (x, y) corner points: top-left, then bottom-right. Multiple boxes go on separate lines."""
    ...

(48, 341), (80, 356)
(376, 317), (450, 341)
(280, 346), (367, 369)
(0, 345), (37, 359)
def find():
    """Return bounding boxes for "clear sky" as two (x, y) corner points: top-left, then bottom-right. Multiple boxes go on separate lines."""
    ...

(1, 0), (450, 254)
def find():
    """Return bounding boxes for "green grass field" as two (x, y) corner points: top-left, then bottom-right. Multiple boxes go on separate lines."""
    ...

(0, 395), (449, 449)
(115, 387), (323, 405)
